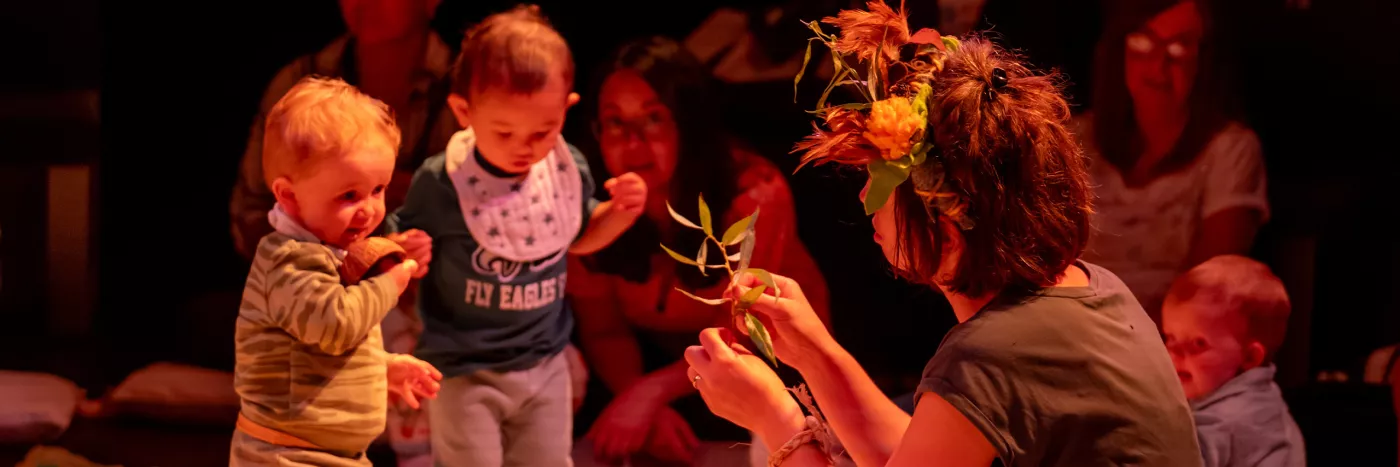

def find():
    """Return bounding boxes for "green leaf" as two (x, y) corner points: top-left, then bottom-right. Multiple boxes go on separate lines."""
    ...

(816, 67), (852, 111)
(743, 268), (780, 298)
(867, 28), (884, 101)
(739, 234), (757, 271)
(696, 244), (708, 276)
(666, 201), (702, 230)
(660, 243), (700, 266)
(910, 82), (932, 116)
(746, 313), (779, 368)
(803, 20), (833, 41)
(793, 38), (818, 103)
(726, 230), (750, 247)
(722, 211), (757, 245)
(909, 142), (929, 166)
(941, 36), (961, 52)
(676, 288), (729, 306)
(806, 102), (873, 117)
(698, 194), (713, 236)
(737, 284), (767, 309)
(864, 160), (912, 215)
(828, 51), (871, 102)
(738, 207), (759, 271)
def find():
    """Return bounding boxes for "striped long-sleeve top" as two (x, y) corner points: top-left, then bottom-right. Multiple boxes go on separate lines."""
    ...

(233, 232), (400, 453)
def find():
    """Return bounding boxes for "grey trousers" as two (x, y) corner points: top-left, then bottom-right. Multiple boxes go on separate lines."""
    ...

(428, 352), (573, 467)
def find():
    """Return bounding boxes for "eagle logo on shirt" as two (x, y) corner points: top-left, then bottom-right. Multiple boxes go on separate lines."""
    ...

(471, 246), (566, 283)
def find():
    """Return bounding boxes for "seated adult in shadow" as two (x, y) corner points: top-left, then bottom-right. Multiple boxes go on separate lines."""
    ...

(1075, 0), (1268, 322)
(566, 36), (831, 465)
(230, 0), (458, 264)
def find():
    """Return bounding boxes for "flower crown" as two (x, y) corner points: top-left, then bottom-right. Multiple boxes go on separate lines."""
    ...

(792, 0), (974, 230)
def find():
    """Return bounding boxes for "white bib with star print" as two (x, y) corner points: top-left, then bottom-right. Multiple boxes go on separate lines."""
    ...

(445, 128), (583, 263)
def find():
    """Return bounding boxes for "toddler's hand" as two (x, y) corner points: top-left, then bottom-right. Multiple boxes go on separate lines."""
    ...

(386, 230), (432, 278)
(388, 260), (419, 294)
(387, 353), (442, 410)
(604, 173), (647, 215)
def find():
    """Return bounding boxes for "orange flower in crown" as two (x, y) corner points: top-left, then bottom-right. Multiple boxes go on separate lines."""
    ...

(791, 0), (971, 224)
(863, 97), (926, 161)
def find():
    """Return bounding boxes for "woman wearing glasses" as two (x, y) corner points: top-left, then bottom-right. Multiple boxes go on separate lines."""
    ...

(565, 36), (830, 464)
(1076, 0), (1269, 323)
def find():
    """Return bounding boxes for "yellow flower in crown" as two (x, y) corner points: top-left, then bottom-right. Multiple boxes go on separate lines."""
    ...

(863, 96), (926, 161)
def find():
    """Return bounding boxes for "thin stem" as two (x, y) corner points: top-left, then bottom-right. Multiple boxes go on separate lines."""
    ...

(707, 235), (735, 278)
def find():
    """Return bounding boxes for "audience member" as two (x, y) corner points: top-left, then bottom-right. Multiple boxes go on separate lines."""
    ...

(230, 0), (458, 261)
(681, 0), (843, 163)
(1076, 0), (1268, 321)
(566, 36), (830, 464)
(1162, 255), (1306, 467)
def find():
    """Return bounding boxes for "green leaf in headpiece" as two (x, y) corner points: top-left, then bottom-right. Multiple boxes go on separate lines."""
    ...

(793, 38), (819, 103)
(806, 102), (873, 117)
(864, 158), (913, 215)
(867, 30), (884, 102)
(941, 36), (962, 52)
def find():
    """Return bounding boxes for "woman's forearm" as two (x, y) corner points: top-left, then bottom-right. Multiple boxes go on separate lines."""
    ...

(798, 338), (912, 467)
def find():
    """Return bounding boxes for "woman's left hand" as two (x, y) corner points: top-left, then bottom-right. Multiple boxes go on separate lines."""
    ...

(685, 328), (803, 437)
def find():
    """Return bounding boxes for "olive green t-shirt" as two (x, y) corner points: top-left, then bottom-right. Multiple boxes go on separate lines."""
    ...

(916, 261), (1201, 466)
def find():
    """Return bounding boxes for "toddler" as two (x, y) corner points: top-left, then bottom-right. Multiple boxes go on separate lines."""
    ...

(386, 5), (646, 466)
(231, 77), (442, 466)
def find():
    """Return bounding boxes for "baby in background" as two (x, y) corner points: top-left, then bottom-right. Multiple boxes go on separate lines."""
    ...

(1161, 254), (1306, 467)
(230, 76), (442, 466)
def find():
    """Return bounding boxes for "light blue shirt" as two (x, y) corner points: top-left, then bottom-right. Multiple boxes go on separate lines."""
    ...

(1192, 365), (1307, 467)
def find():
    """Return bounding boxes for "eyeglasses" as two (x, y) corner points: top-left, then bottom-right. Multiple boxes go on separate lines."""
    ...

(596, 113), (672, 140)
(1125, 31), (1197, 61)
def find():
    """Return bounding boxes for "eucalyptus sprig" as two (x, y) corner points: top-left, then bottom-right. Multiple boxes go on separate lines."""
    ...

(659, 194), (780, 368)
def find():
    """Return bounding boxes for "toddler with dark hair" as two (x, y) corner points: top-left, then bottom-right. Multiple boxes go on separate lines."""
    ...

(384, 5), (646, 466)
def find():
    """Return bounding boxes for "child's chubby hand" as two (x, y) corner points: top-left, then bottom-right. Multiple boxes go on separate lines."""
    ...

(386, 229), (432, 278)
(387, 353), (443, 410)
(604, 172), (647, 216)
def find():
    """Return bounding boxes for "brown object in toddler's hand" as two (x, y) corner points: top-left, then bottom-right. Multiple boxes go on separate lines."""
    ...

(340, 237), (407, 285)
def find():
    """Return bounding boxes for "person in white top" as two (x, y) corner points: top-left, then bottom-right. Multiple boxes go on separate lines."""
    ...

(1076, 0), (1268, 322)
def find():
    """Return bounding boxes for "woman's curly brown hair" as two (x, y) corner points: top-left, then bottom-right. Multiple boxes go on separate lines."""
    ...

(893, 37), (1093, 297)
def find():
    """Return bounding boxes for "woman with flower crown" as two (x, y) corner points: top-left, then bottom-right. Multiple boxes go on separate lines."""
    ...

(680, 2), (1203, 466)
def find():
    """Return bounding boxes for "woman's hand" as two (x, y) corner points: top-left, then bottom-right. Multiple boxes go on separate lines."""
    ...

(586, 381), (668, 463)
(727, 272), (836, 373)
(685, 328), (804, 444)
